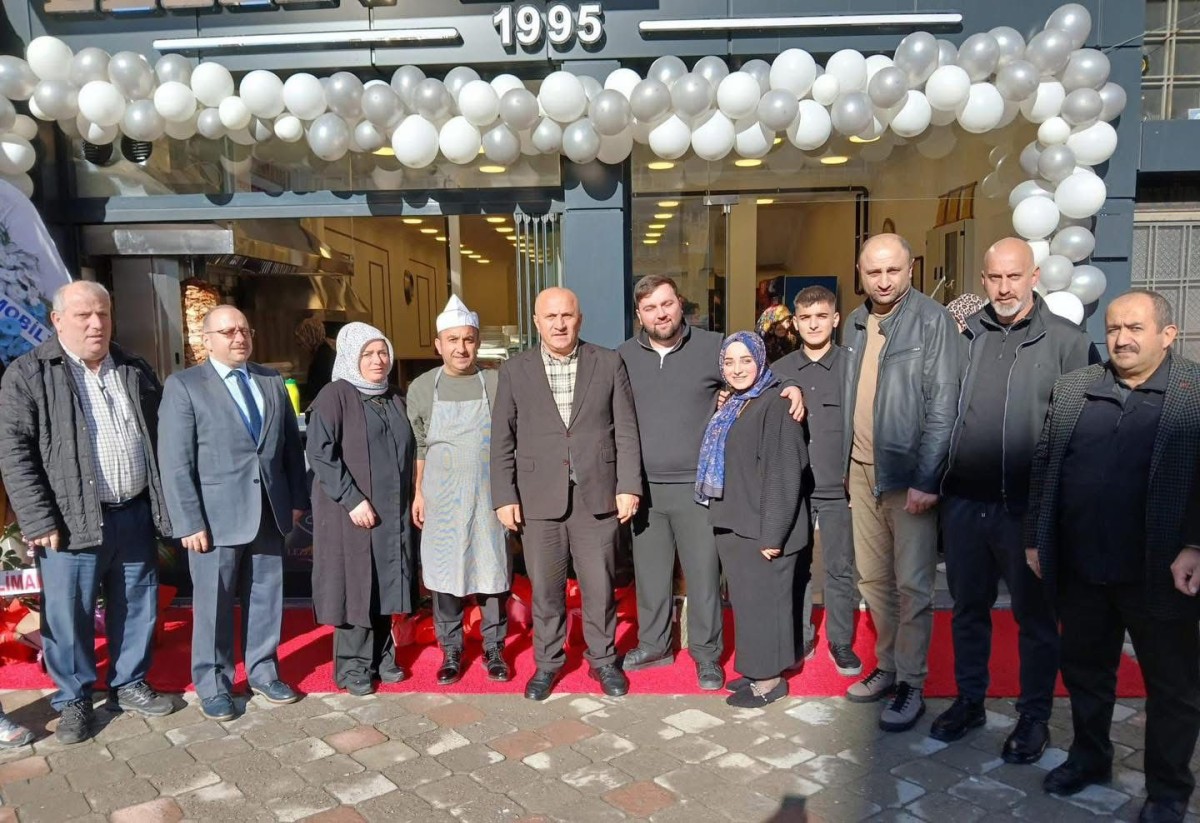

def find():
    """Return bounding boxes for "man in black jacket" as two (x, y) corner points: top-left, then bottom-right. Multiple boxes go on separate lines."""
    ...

(0, 281), (176, 745)
(842, 233), (963, 732)
(931, 237), (1097, 762)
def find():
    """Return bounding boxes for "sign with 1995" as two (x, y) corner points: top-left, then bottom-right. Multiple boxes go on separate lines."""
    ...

(492, 3), (604, 49)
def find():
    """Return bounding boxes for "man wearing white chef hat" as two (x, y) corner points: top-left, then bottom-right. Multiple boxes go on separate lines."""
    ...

(407, 295), (511, 685)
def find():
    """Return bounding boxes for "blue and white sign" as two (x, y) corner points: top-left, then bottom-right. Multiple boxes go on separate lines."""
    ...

(0, 179), (71, 365)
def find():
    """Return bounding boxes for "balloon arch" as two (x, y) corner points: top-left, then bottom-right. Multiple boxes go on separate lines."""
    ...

(0, 3), (1119, 320)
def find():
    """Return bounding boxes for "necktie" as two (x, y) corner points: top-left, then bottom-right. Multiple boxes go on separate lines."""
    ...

(233, 370), (263, 443)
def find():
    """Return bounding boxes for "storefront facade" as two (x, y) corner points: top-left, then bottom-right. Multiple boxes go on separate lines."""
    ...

(1, 0), (1154, 355)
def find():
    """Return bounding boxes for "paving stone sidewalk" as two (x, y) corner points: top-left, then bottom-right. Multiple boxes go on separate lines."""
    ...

(0, 687), (1196, 822)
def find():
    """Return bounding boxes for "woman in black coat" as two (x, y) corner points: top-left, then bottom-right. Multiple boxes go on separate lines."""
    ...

(306, 322), (415, 695)
(696, 331), (812, 707)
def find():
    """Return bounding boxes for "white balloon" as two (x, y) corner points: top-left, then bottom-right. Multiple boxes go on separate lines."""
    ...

(10, 115), (38, 141)
(282, 73), (327, 121)
(1013, 193), (1061, 240)
(716, 72), (761, 120)
(538, 71), (587, 123)
(596, 128), (634, 164)
(392, 114), (439, 167)
(604, 68), (642, 99)
(734, 118), (774, 158)
(955, 83), (1005, 133)
(1044, 290), (1084, 324)
(1028, 239), (1051, 266)
(888, 91), (932, 138)
(153, 81), (196, 123)
(691, 111), (735, 161)
(77, 117), (118, 145)
(0, 135), (36, 175)
(648, 114), (692, 160)
(787, 99), (832, 149)
(825, 50), (868, 92)
(191, 62), (234, 108)
(491, 73), (525, 98)
(770, 49), (818, 98)
(924, 65), (971, 111)
(865, 54), (895, 82)
(164, 114), (198, 140)
(438, 116), (481, 164)
(458, 80), (500, 127)
(218, 96), (251, 131)
(1009, 178), (1054, 210)
(1066, 121), (1118, 166)
(239, 70), (285, 119)
(273, 114), (304, 143)
(26, 96), (50, 122)
(1038, 116), (1072, 146)
(26, 37), (73, 82)
(353, 120), (386, 152)
(77, 81), (126, 127)
(811, 74), (841, 106)
(1067, 264), (1107, 303)
(532, 117), (563, 153)
(1019, 81), (1065, 124)
(1055, 170), (1107, 219)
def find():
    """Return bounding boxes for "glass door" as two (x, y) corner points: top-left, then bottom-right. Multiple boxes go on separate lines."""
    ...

(513, 212), (562, 350)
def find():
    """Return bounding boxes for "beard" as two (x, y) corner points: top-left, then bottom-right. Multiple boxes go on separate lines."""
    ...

(992, 295), (1031, 319)
(647, 317), (682, 343)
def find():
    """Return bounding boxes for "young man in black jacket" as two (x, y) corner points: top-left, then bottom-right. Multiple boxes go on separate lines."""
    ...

(931, 237), (1097, 762)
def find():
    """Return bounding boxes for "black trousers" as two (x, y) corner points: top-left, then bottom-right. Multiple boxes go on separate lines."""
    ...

(717, 530), (801, 680)
(432, 591), (510, 651)
(333, 614), (398, 686)
(942, 496), (1059, 721)
(1059, 578), (1200, 802)
(522, 485), (619, 671)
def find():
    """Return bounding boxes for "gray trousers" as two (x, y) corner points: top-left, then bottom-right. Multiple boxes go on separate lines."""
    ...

(432, 591), (510, 651)
(798, 496), (858, 649)
(189, 508), (284, 700)
(630, 482), (723, 663)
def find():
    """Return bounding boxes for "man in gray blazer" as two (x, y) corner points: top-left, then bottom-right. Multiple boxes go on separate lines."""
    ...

(158, 305), (308, 721)
(491, 287), (643, 701)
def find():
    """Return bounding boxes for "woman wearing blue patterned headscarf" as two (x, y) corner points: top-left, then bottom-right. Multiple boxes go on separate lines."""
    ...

(697, 331), (813, 708)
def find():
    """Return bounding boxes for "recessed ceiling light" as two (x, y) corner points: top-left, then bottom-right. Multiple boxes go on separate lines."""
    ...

(436, 236), (447, 242)
(469, 254), (482, 260)
(486, 216), (507, 223)
(648, 223), (666, 229)
(849, 135), (881, 144)
(643, 239), (659, 245)
(657, 200), (679, 208)
(402, 218), (423, 224)
(648, 161), (675, 170)
(645, 232), (662, 238)
(373, 146), (395, 156)
(734, 158), (763, 168)
(772, 137), (783, 145)
(496, 226), (514, 233)
(757, 198), (775, 205)
(478, 258), (490, 264)
(820, 155), (850, 165)
(461, 249), (474, 255)
(479, 165), (506, 173)
(653, 213), (673, 220)
(420, 227), (438, 234)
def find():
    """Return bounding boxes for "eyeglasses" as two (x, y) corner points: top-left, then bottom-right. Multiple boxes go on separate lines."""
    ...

(204, 327), (255, 340)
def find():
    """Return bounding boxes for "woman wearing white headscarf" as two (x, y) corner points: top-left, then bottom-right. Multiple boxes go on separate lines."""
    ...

(306, 322), (415, 695)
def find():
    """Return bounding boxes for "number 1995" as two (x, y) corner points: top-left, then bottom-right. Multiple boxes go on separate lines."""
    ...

(493, 3), (604, 49)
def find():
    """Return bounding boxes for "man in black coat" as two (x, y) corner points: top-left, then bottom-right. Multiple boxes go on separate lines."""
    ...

(1026, 289), (1200, 823)
(931, 238), (1097, 763)
(0, 281), (176, 745)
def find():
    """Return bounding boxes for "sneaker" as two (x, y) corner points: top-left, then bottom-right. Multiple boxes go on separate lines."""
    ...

(696, 661), (725, 691)
(0, 713), (34, 748)
(828, 644), (863, 677)
(929, 696), (986, 742)
(55, 699), (94, 745)
(845, 667), (897, 703)
(879, 683), (925, 732)
(111, 681), (177, 717)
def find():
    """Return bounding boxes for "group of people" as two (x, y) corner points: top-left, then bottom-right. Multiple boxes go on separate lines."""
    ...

(0, 234), (1197, 823)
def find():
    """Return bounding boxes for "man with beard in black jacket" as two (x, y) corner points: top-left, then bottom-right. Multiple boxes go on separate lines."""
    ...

(931, 237), (1097, 763)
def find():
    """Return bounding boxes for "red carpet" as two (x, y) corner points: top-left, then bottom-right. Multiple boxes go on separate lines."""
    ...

(0, 606), (1146, 697)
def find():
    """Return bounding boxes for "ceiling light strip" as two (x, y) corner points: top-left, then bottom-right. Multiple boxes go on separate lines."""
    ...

(154, 27), (461, 53)
(638, 13), (962, 34)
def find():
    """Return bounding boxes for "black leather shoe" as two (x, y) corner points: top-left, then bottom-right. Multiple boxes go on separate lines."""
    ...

(344, 675), (375, 697)
(524, 669), (559, 701)
(249, 680), (300, 705)
(378, 662), (408, 684)
(1043, 760), (1112, 796)
(437, 649), (463, 686)
(1003, 714), (1050, 764)
(929, 697), (986, 742)
(696, 661), (725, 691)
(199, 694), (236, 722)
(726, 678), (788, 708)
(589, 664), (630, 697)
(1138, 798), (1189, 823)
(726, 677), (750, 693)
(621, 647), (673, 671)
(483, 645), (511, 682)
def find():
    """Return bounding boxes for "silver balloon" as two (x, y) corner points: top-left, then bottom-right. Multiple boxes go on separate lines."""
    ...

(1061, 87), (1103, 127)
(308, 112), (351, 162)
(1038, 144), (1077, 183)
(894, 31), (939, 87)
(362, 84), (401, 127)
(70, 48), (110, 87)
(741, 59), (772, 95)
(350, 120), (383, 152)
(499, 88), (539, 131)
(249, 116), (274, 144)
(990, 26), (1026, 67)
(482, 123), (521, 165)
(108, 51), (155, 100)
(757, 89), (799, 131)
(1039, 254), (1075, 291)
(1025, 29), (1073, 76)
(694, 56), (729, 90)
(1098, 82), (1128, 122)
(32, 79), (78, 120)
(326, 72), (364, 119)
(562, 119), (601, 164)
(0, 97), (14, 133)
(588, 89), (631, 136)
(390, 66), (426, 107)
(580, 75), (603, 101)
(0, 57), (38, 101)
(196, 108), (225, 140)
(957, 33), (1001, 83)
(995, 60), (1040, 102)
(1061, 49), (1110, 92)
(629, 79), (671, 122)
(670, 73), (714, 118)
(1050, 225), (1096, 262)
(936, 40), (958, 69)
(1046, 3), (1092, 50)
(443, 66), (480, 100)
(121, 98), (165, 141)
(1067, 264), (1106, 303)
(867, 66), (908, 109)
(531, 117), (563, 154)
(1020, 140), (1044, 176)
(154, 54), (191, 85)
(649, 55), (688, 89)
(831, 92), (872, 136)
(412, 78), (451, 120)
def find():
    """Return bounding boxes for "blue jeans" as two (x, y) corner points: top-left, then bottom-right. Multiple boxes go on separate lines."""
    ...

(36, 498), (158, 710)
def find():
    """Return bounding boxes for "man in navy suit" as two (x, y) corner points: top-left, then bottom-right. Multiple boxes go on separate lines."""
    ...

(158, 305), (308, 720)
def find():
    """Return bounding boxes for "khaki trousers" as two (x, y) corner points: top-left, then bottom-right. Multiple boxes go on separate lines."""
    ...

(848, 461), (938, 688)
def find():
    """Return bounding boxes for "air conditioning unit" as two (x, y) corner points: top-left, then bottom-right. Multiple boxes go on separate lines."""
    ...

(925, 218), (977, 305)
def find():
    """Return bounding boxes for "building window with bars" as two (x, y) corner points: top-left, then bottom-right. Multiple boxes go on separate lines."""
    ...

(1144, 0), (1200, 119)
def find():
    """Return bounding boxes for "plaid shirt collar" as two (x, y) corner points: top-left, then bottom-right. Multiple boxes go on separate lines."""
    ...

(541, 344), (579, 366)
